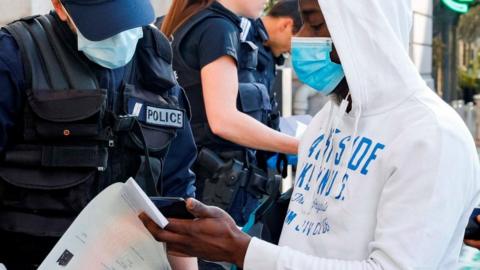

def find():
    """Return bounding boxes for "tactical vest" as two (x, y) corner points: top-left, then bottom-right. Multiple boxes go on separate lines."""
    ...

(0, 14), (187, 237)
(172, 8), (272, 155)
(239, 18), (284, 130)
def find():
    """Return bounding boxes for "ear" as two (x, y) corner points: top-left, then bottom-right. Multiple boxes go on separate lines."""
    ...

(51, 0), (68, 21)
(280, 17), (294, 33)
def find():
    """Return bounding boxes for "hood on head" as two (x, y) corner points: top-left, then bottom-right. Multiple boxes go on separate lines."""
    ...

(318, 0), (427, 115)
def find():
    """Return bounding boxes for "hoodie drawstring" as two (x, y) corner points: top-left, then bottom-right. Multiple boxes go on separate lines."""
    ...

(335, 101), (362, 197)
(302, 95), (352, 214)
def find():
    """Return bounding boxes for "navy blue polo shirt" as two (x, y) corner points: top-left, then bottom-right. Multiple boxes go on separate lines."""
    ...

(0, 23), (196, 198)
(180, 1), (241, 70)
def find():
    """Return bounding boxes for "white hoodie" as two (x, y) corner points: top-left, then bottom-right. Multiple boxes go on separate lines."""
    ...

(243, 0), (480, 269)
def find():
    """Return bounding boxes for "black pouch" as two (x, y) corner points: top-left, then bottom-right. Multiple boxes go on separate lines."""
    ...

(239, 41), (258, 70)
(0, 166), (97, 214)
(238, 41), (259, 83)
(238, 82), (272, 123)
(0, 164), (99, 237)
(26, 89), (107, 139)
(245, 165), (270, 199)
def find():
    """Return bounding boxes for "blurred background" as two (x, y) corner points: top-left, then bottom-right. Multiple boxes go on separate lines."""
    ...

(1, 0), (474, 117)
(1, 0), (480, 268)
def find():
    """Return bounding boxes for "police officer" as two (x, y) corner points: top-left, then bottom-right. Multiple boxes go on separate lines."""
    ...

(241, 0), (302, 171)
(0, 0), (197, 269)
(160, 0), (299, 229)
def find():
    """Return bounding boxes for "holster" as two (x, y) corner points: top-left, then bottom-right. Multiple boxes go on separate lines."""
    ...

(197, 148), (281, 211)
(197, 148), (248, 210)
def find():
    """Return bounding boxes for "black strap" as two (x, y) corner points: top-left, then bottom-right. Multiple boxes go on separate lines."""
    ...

(3, 145), (108, 169)
(36, 15), (99, 90)
(276, 153), (289, 178)
(26, 16), (70, 89)
(252, 180), (281, 223)
(4, 20), (45, 91)
(131, 118), (162, 196)
(4, 14), (99, 92)
(41, 146), (108, 168)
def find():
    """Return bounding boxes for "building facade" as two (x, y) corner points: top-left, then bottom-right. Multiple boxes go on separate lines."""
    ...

(411, 1), (435, 90)
(0, 0), (434, 93)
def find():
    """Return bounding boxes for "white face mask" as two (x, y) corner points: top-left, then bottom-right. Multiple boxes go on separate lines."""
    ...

(77, 27), (144, 69)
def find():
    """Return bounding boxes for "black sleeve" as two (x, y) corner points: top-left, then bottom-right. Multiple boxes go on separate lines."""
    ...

(196, 18), (240, 69)
(0, 30), (25, 153)
(161, 85), (197, 198)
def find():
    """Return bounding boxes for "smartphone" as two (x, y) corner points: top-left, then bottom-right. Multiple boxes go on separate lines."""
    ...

(150, 197), (195, 219)
(465, 208), (480, 240)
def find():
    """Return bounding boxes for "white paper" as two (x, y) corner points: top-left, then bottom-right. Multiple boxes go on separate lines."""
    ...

(39, 178), (171, 270)
(279, 115), (313, 139)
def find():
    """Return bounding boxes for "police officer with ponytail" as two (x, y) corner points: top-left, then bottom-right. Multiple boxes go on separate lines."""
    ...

(161, 0), (299, 229)
(0, 0), (197, 269)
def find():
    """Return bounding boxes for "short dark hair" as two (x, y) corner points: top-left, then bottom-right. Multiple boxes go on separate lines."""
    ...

(267, 0), (302, 33)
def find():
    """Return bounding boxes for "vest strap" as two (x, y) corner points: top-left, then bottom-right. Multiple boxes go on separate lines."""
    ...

(4, 145), (108, 169)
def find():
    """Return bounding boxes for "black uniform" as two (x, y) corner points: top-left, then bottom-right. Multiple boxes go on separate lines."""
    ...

(0, 12), (196, 269)
(169, 1), (278, 226)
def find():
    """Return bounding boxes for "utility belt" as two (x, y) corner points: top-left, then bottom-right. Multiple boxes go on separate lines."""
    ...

(196, 147), (281, 211)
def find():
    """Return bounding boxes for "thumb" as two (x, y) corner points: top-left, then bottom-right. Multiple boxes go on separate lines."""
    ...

(186, 198), (224, 219)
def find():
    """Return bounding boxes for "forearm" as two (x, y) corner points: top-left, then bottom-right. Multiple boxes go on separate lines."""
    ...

(210, 110), (298, 154)
(243, 238), (383, 270)
(167, 255), (198, 270)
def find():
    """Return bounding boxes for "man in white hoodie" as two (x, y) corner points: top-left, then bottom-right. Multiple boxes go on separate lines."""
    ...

(140, 0), (480, 268)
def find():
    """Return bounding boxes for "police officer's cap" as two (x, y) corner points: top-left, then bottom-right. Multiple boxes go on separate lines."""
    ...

(61, 0), (155, 41)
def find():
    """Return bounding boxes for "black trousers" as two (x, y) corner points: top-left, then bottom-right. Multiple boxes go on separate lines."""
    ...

(0, 231), (58, 270)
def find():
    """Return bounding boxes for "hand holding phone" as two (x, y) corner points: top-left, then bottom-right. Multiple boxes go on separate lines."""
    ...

(150, 197), (195, 220)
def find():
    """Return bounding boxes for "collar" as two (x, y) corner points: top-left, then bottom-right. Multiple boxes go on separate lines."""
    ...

(252, 19), (285, 65)
(252, 19), (269, 43)
(208, 1), (242, 27)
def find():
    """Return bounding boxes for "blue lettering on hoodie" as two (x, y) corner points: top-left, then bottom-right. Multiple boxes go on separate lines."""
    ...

(286, 130), (385, 237)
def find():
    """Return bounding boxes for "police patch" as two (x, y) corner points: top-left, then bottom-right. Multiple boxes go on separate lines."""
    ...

(146, 106), (184, 128)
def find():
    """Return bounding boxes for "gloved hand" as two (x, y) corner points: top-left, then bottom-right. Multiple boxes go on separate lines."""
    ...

(267, 154), (298, 178)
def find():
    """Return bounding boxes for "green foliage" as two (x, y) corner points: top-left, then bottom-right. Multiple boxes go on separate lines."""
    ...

(457, 3), (480, 93)
(459, 52), (480, 91)
(458, 5), (480, 43)
(264, 0), (279, 13)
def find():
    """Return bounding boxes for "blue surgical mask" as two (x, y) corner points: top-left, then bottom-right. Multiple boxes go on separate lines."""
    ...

(291, 37), (345, 95)
(77, 27), (144, 69)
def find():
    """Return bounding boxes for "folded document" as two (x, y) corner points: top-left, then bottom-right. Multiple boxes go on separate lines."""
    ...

(39, 178), (171, 270)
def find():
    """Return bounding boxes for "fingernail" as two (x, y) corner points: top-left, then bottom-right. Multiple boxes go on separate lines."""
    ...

(186, 198), (195, 209)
